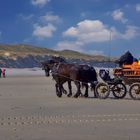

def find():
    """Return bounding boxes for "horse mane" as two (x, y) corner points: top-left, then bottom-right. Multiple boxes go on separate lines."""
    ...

(51, 56), (67, 63)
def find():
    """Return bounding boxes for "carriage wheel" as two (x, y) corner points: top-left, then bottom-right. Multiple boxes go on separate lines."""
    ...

(112, 83), (127, 99)
(129, 83), (140, 100)
(95, 82), (110, 99)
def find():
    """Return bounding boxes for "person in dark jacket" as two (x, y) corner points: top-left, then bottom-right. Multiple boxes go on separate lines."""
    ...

(115, 51), (134, 67)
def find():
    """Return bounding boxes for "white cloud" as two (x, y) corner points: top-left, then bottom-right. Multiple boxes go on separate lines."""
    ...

(136, 4), (140, 12)
(64, 27), (78, 37)
(110, 25), (139, 40)
(63, 19), (138, 42)
(33, 23), (56, 39)
(55, 40), (104, 55)
(55, 41), (83, 51)
(19, 14), (34, 20)
(120, 25), (139, 39)
(63, 20), (111, 43)
(55, 19), (139, 54)
(112, 9), (128, 23)
(31, 0), (50, 7)
(40, 12), (61, 23)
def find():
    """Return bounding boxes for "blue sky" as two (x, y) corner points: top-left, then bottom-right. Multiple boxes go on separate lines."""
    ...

(0, 0), (140, 57)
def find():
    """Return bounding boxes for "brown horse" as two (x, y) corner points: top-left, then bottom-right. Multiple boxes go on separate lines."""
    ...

(42, 60), (81, 97)
(41, 57), (97, 98)
(51, 56), (98, 97)
(77, 64), (97, 97)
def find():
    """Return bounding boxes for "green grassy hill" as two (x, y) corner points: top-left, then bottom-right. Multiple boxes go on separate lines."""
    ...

(0, 44), (112, 61)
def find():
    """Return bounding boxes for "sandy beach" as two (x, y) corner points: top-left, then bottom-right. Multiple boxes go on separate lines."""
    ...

(0, 69), (140, 140)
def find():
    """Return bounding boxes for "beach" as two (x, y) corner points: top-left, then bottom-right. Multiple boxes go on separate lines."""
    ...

(0, 69), (140, 140)
(4, 68), (45, 77)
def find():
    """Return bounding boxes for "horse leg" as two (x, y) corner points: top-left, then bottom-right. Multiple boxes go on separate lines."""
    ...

(74, 81), (82, 98)
(67, 81), (72, 97)
(84, 84), (89, 98)
(58, 80), (68, 97)
(59, 84), (63, 97)
(55, 83), (62, 97)
(61, 85), (67, 95)
(91, 82), (98, 98)
(55, 83), (59, 93)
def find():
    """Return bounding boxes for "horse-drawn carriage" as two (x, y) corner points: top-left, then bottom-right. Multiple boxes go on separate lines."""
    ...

(114, 62), (140, 100)
(95, 62), (140, 100)
(42, 52), (140, 100)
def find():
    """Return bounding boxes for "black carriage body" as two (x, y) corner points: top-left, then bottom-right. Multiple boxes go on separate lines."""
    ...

(95, 69), (127, 99)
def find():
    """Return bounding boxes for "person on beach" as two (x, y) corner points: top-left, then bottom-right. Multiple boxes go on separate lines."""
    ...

(0, 68), (2, 78)
(2, 68), (6, 78)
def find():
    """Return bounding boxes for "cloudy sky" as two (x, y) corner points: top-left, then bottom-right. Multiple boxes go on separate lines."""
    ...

(0, 0), (140, 57)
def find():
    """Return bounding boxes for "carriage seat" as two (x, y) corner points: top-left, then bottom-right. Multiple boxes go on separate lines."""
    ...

(99, 69), (122, 85)
(99, 69), (111, 81)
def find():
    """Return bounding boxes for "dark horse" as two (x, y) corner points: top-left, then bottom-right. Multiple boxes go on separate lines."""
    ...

(41, 57), (97, 98)
(42, 59), (80, 97)
(42, 56), (71, 96)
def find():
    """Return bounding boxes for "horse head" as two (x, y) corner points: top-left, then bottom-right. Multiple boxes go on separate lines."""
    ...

(42, 57), (65, 76)
(41, 61), (50, 76)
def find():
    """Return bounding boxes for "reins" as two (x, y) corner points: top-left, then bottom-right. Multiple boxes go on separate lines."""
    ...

(48, 63), (97, 85)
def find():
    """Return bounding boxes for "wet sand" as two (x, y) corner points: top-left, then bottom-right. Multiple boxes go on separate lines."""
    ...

(0, 76), (140, 140)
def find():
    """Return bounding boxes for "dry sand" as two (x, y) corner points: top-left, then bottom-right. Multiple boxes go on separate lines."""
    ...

(0, 69), (140, 140)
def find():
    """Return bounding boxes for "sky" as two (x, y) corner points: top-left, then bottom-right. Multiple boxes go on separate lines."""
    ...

(0, 0), (140, 57)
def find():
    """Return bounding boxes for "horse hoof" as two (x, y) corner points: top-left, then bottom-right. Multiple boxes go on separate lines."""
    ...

(67, 94), (72, 97)
(84, 95), (88, 98)
(94, 95), (98, 98)
(56, 93), (62, 98)
(73, 95), (79, 98)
